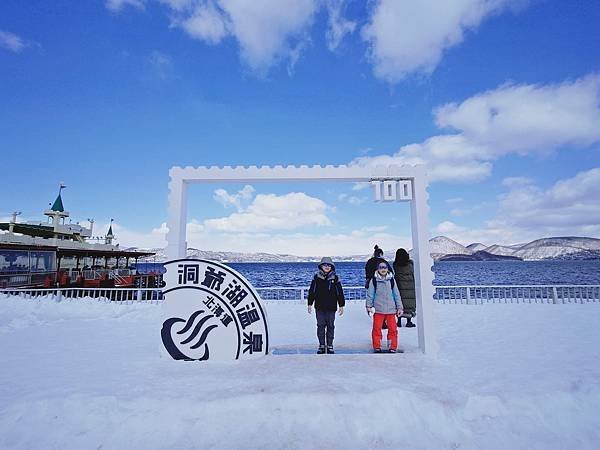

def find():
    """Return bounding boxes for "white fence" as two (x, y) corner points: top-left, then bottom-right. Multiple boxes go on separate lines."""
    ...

(0, 287), (163, 304)
(255, 286), (367, 302)
(1, 285), (599, 304)
(434, 285), (600, 304)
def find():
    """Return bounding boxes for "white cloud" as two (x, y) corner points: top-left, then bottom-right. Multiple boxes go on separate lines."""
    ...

(436, 168), (600, 245)
(445, 197), (463, 204)
(213, 185), (255, 211)
(436, 220), (463, 235)
(204, 191), (331, 232)
(108, 0), (531, 79)
(351, 182), (370, 191)
(435, 74), (600, 155)
(348, 197), (367, 206)
(0, 30), (29, 53)
(351, 75), (600, 183)
(286, 39), (309, 76)
(148, 51), (174, 79)
(110, 220), (409, 257)
(164, 0), (318, 74)
(434, 220), (504, 245)
(497, 168), (600, 230)
(351, 134), (492, 183)
(179, 1), (229, 44)
(106, 0), (146, 12)
(93, 220), (167, 249)
(338, 193), (367, 205)
(1, 190), (404, 257)
(185, 227), (410, 257)
(449, 201), (488, 217)
(449, 208), (467, 217)
(501, 176), (533, 188)
(325, 0), (356, 51)
(224, 0), (317, 73)
(158, 0), (192, 11)
(361, 0), (525, 83)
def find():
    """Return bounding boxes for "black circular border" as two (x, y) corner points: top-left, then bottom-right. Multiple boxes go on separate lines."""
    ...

(163, 259), (270, 356)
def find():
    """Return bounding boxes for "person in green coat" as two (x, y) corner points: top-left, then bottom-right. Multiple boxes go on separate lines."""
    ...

(393, 248), (416, 327)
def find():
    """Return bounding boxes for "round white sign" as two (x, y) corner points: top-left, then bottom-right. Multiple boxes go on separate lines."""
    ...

(161, 259), (269, 361)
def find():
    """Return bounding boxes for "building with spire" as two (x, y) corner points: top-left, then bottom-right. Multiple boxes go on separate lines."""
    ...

(105, 220), (114, 245)
(0, 184), (154, 288)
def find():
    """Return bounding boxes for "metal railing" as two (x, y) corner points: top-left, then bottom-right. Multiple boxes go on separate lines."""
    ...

(434, 285), (600, 304)
(0, 287), (163, 303)
(1, 285), (599, 304)
(255, 286), (367, 302)
(258, 285), (600, 304)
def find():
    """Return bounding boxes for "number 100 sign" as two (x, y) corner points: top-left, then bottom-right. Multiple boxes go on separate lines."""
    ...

(371, 180), (413, 202)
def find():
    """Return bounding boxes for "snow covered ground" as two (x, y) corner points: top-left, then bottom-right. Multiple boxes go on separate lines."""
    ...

(1, 296), (600, 449)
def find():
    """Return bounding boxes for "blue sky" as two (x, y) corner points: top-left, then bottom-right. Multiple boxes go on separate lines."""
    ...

(1, 0), (599, 256)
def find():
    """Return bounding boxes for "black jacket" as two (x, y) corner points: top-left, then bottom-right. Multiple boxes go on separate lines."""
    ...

(364, 257), (393, 288)
(393, 260), (416, 315)
(307, 273), (345, 312)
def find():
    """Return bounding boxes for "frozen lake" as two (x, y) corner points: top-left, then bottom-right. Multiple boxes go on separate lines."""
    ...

(228, 260), (600, 287)
(136, 260), (600, 287)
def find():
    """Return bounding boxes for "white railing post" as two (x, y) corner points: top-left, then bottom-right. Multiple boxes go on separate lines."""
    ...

(552, 287), (559, 304)
(466, 287), (471, 305)
(57, 289), (63, 302)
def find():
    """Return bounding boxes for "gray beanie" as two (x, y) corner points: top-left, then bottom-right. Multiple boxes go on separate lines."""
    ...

(318, 256), (335, 270)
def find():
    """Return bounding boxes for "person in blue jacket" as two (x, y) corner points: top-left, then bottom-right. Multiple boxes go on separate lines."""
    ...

(366, 262), (403, 353)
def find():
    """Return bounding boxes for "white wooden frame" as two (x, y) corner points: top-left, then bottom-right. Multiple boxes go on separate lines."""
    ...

(166, 164), (438, 355)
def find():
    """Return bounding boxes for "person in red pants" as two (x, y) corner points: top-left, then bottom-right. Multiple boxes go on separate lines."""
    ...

(366, 262), (403, 353)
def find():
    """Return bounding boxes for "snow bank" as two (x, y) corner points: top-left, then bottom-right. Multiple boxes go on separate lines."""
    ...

(1, 297), (599, 449)
(0, 295), (160, 334)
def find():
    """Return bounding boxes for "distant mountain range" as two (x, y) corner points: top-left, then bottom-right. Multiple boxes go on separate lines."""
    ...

(131, 236), (600, 263)
(135, 247), (372, 263)
(431, 236), (600, 261)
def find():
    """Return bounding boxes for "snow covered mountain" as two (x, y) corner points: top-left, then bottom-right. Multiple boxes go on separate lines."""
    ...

(483, 244), (519, 257)
(131, 247), (371, 263)
(130, 236), (600, 262)
(439, 250), (521, 262)
(408, 236), (600, 261)
(511, 237), (600, 260)
(466, 243), (487, 252)
(429, 236), (471, 260)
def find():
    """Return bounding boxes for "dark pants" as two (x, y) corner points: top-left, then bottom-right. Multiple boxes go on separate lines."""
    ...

(316, 310), (336, 346)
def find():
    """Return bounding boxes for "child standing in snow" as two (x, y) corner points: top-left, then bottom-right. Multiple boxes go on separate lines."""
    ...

(307, 257), (345, 354)
(364, 244), (393, 288)
(366, 262), (403, 353)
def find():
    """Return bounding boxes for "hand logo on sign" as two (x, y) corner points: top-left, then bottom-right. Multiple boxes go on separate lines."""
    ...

(161, 310), (219, 361)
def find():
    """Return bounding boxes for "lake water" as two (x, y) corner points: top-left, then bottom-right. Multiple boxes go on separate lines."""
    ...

(136, 260), (600, 287)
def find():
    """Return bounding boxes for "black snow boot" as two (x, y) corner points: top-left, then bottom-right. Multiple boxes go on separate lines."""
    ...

(327, 346), (334, 354)
(406, 318), (416, 328)
(317, 345), (326, 354)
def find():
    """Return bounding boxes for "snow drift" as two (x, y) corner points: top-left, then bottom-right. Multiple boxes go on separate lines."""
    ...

(1, 296), (599, 449)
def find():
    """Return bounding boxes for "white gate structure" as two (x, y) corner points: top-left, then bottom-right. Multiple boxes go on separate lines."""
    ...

(165, 165), (437, 355)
